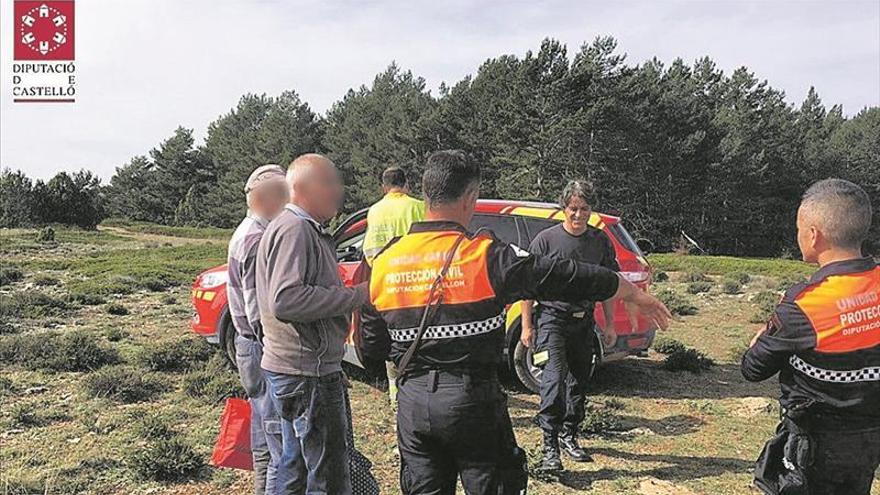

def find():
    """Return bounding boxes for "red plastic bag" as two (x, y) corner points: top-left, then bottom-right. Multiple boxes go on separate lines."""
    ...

(211, 398), (253, 470)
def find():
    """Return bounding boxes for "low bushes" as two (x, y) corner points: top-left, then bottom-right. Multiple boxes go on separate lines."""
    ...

(136, 338), (216, 372)
(648, 253), (813, 279)
(0, 291), (71, 319)
(721, 279), (742, 294)
(686, 281), (713, 294)
(749, 290), (780, 323)
(0, 331), (118, 372)
(82, 366), (166, 403)
(129, 437), (204, 482)
(105, 302), (129, 316)
(0, 265), (24, 286)
(654, 338), (715, 372)
(654, 289), (698, 316)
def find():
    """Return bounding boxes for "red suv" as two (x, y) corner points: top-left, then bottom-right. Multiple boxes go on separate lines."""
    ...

(191, 199), (655, 393)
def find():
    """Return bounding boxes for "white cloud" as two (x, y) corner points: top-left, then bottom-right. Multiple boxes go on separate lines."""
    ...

(1, 0), (878, 181)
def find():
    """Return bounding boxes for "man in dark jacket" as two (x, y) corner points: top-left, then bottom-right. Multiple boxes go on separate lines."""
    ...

(362, 150), (671, 495)
(742, 178), (879, 495)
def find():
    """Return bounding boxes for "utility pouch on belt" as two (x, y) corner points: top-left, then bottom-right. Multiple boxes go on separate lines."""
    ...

(753, 405), (814, 495)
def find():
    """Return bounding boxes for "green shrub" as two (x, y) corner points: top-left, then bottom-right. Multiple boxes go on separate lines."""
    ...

(653, 271), (669, 282)
(654, 289), (698, 316)
(129, 437), (204, 482)
(750, 291), (780, 323)
(105, 302), (129, 316)
(67, 291), (106, 306)
(686, 281), (713, 294)
(182, 369), (245, 403)
(36, 226), (56, 243)
(664, 346), (715, 372)
(581, 405), (624, 435)
(682, 271), (709, 282)
(0, 291), (72, 319)
(32, 274), (61, 286)
(10, 403), (42, 427)
(0, 331), (118, 372)
(0, 322), (20, 335)
(136, 338), (215, 372)
(160, 295), (177, 305)
(721, 279), (742, 294)
(653, 338), (687, 355)
(730, 272), (751, 284)
(104, 327), (128, 342)
(134, 413), (176, 440)
(776, 275), (807, 292)
(82, 366), (166, 403)
(0, 265), (24, 286)
(0, 376), (17, 397)
(8, 402), (69, 428)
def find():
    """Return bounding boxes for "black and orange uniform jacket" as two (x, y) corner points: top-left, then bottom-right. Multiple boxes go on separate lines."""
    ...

(741, 257), (880, 430)
(360, 220), (621, 373)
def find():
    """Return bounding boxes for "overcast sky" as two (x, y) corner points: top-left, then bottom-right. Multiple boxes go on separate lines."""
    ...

(1, 0), (878, 181)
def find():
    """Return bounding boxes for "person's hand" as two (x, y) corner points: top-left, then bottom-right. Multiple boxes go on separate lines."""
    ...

(621, 286), (672, 331)
(520, 322), (534, 348)
(602, 326), (617, 348)
(749, 324), (767, 348)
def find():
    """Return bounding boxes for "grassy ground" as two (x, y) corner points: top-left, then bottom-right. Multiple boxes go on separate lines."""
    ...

(0, 225), (876, 495)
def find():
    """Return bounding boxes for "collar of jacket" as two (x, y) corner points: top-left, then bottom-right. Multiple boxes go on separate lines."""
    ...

(408, 220), (468, 234)
(284, 203), (328, 235)
(809, 257), (877, 284)
(246, 210), (269, 228)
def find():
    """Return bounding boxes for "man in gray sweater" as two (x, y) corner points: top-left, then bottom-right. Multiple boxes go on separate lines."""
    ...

(257, 153), (368, 494)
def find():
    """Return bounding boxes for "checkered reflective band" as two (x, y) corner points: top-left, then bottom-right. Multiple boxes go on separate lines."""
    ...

(389, 313), (505, 342)
(789, 355), (880, 383)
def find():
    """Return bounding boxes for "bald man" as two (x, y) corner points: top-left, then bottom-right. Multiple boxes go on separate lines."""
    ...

(256, 154), (369, 494)
(743, 179), (879, 495)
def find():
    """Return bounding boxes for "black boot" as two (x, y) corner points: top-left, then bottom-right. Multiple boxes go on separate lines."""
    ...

(559, 427), (592, 462)
(539, 432), (563, 472)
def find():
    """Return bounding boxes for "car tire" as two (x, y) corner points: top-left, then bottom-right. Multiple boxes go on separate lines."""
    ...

(510, 324), (603, 395)
(219, 316), (237, 371)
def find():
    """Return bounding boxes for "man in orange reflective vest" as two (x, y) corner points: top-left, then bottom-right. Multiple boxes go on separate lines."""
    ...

(743, 178), (879, 495)
(362, 150), (671, 495)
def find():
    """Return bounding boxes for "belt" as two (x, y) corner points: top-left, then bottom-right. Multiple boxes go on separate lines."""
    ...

(539, 306), (590, 320)
(238, 332), (259, 341)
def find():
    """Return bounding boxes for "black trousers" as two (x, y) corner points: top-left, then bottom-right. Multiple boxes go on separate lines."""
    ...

(809, 426), (880, 495)
(396, 370), (522, 495)
(535, 308), (594, 436)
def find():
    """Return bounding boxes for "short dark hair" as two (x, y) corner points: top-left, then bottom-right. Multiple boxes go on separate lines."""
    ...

(559, 180), (597, 209)
(801, 178), (872, 249)
(382, 167), (408, 189)
(422, 150), (481, 207)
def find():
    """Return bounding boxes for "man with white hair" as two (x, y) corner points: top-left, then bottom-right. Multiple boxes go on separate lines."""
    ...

(743, 178), (879, 495)
(256, 153), (369, 494)
(227, 164), (289, 495)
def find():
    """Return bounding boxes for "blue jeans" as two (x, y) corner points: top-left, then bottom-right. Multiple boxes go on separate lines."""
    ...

(235, 335), (283, 495)
(265, 370), (351, 495)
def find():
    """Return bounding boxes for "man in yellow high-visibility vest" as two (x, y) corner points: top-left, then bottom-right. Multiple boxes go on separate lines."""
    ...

(363, 166), (425, 402)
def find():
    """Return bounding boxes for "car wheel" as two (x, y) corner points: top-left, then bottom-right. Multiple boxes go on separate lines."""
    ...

(511, 325), (603, 395)
(220, 318), (237, 371)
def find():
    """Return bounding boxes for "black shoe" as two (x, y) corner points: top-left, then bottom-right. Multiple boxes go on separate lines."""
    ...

(539, 435), (563, 472)
(559, 432), (593, 462)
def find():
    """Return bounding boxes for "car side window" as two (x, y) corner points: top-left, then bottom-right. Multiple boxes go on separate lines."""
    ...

(469, 214), (521, 246)
(522, 218), (558, 246)
(336, 231), (365, 262)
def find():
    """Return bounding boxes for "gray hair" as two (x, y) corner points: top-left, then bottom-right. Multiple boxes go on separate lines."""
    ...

(558, 180), (597, 209)
(801, 178), (872, 249)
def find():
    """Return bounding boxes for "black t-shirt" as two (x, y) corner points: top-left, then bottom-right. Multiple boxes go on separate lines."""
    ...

(528, 223), (620, 313)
